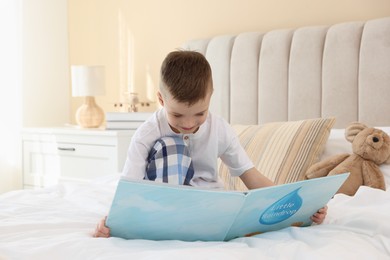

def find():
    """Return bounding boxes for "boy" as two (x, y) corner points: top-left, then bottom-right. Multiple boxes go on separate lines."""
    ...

(94, 50), (327, 238)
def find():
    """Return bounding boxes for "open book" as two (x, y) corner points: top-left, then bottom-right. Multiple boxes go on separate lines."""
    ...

(106, 173), (349, 241)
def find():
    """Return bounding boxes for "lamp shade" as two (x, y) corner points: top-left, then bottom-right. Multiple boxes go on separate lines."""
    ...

(71, 65), (105, 96)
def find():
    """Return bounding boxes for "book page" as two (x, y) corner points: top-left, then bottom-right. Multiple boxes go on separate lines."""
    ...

(107, 179), (246, 241)
(225, 174), (349, 240)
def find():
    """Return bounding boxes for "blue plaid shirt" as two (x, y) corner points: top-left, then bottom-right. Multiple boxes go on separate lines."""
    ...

(145, 136), (194, 185)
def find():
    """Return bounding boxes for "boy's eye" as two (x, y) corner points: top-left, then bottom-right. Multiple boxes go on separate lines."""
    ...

(173, 114), (182, 118)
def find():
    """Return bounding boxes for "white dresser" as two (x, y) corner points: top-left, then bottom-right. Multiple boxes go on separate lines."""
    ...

(21, 127), (134, 189)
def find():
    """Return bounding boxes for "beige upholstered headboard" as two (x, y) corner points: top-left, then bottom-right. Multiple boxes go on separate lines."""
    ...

(182, 17), (390, 128)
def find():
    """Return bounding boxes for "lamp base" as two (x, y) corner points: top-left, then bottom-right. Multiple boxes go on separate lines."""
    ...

(76, 96), (104, 128)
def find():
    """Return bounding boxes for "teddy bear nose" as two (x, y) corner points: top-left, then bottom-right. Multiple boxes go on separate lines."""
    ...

(373, 137), (379, 143)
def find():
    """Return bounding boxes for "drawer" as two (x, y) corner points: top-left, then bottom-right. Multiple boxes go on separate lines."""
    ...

(23, 140), (118, 187)
(23, 140), (60, 187)
(22, 127), (134, 189)
(55, 142), (117, 181)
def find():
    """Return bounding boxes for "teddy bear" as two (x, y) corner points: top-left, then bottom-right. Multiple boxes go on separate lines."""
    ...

(305, 122), (390, 196)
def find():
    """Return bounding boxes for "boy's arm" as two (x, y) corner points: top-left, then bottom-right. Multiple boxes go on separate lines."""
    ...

(239, 167), (275, 189)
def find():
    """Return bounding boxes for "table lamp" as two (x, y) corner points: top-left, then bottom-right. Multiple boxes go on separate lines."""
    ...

(71, 65), (106, 128)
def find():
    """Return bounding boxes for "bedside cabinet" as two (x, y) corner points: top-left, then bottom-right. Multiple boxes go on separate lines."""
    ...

(22, 127), (135, 189)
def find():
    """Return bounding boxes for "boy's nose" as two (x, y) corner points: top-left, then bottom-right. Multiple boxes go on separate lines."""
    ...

(182, 119), (196, 128)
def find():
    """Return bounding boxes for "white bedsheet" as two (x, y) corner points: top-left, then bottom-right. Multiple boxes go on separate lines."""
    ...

(1, 175), (389, 260)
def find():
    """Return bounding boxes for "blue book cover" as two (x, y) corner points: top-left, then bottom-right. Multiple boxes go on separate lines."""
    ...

(106, 173), (349, 241)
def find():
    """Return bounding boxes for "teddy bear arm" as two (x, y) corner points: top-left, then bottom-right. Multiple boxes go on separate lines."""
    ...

(306, 153), (350, 179)
(362, 161), (386, 191)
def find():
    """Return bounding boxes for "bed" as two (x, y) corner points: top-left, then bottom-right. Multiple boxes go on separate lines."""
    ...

(1, 16), (390, 259)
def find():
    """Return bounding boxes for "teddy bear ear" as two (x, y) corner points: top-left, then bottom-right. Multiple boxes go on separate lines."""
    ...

(345, 122), (368, 143)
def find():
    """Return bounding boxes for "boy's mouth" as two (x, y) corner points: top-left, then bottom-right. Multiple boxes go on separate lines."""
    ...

(169, 123), (199, 134)
(180, 126), (200, 134)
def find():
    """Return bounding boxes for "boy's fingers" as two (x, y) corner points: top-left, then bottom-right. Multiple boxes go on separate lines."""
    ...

(94, 226), (109, 237)
(94, 229), (109, 238)
(93, 217), (110, 237)
(315, 206), (328, 217)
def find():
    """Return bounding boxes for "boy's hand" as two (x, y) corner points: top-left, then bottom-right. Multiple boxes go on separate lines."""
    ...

(311, 206), (328, 224)
(93, 216), (110, 238)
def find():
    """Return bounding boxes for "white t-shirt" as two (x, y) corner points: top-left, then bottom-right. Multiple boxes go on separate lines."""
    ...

(121, 108), (254, 188)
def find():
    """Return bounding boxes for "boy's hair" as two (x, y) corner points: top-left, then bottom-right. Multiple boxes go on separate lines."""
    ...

(160, 50), (213, 105)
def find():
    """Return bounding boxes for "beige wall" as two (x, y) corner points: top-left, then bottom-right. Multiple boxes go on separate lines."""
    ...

(68, 0), (390, 123)
(23, 0), (70, 127)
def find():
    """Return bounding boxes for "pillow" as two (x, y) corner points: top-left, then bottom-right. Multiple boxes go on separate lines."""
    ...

(219, 117), (336, 191)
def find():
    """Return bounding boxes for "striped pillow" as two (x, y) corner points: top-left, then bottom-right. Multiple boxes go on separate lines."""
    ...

(219, 117), (336, 191)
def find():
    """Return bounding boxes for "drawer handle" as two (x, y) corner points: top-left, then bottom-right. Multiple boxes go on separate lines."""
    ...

(57, 147), (76, 151)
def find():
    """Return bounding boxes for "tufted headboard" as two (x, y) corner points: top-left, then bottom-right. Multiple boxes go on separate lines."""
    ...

(182, 17), (390, 128)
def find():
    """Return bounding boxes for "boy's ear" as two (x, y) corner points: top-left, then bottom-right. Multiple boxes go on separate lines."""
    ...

(157, 91), (164, 107)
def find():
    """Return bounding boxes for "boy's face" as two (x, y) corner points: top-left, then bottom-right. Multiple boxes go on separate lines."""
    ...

(158, 87), (212, 134)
